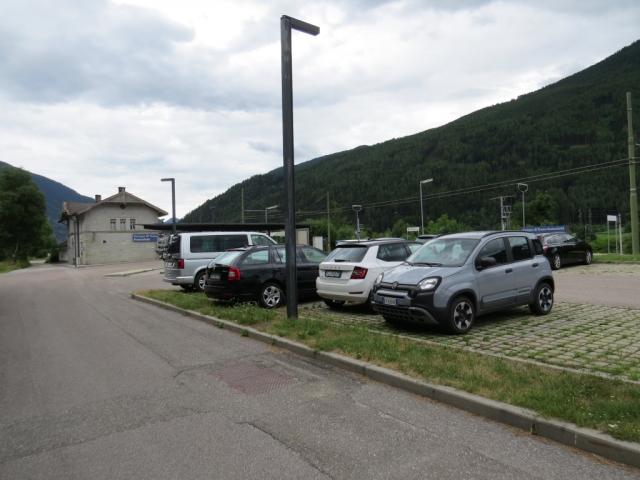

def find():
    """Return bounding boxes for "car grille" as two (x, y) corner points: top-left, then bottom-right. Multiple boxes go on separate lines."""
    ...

(375, 304), (415, 321)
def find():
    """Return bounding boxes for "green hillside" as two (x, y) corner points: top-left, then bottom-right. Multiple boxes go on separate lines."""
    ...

(0, 161), (93, 242)
(185, 40), (640, 233)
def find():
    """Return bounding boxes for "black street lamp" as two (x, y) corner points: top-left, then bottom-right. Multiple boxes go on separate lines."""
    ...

(281, 15), (319, 319)
(160, 178), (176, 234)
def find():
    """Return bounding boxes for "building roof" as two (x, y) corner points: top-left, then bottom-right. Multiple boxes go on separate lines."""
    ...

(59, 188), (168, 221)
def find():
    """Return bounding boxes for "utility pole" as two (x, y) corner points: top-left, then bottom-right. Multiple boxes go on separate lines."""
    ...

(241, 187), (245, 224)
(491, 196), (512, 230)
(627, 92), (638, 255)
(326, 191), (331, 251)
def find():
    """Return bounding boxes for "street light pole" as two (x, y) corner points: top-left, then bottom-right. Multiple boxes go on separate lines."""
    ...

(265, 205), (277, 223)
(419, 178), (433, 235)
(160, 178), (176, 234)
(281, 15), (319, 320)
(352, 205), (362, 241)
(517, 183), (528, 228)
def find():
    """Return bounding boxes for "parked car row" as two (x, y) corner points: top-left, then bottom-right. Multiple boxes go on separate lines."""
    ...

(163, 230), (584, 333)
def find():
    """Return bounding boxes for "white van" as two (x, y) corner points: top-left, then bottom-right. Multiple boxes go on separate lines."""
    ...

(163, 231), (276, 291)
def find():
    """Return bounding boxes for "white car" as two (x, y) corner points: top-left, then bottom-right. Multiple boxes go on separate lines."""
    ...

(316, 239), (421, 308)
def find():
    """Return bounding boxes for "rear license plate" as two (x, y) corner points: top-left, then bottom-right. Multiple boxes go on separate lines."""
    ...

(325, 270), (341, 278)
(210, 273), (220, 281)
(165, 261), (174, 268)
(383, 297), (397, 306)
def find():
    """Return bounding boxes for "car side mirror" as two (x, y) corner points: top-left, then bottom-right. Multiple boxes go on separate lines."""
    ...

(476, 256), (497, 270)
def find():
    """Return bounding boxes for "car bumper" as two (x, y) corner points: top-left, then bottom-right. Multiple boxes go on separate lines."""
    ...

(163, 275), (193, 286)
(316, 277), (371, 304)
(372, 289), (445, 325)
(204, 283), (255, 302)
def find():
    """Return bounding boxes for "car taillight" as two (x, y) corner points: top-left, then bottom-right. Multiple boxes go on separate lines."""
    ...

(351, 266), (368, 279)
(543, 246), (549, 253)
(177, 259), (185, 269)
(228, 266), (241, 281)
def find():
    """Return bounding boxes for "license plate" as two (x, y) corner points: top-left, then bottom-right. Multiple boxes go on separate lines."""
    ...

(165, 261), (174, 268)
(210, 273), (220, 281)
(383, 297), (397, 306)
(325, 270), (341, 278)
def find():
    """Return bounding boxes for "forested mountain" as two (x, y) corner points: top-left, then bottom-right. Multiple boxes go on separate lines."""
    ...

(190, 39), (640, 233)
(0, 161), (93, 242)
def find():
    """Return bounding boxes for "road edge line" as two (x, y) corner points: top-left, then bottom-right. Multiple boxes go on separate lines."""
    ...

(130, 293), (640, 469)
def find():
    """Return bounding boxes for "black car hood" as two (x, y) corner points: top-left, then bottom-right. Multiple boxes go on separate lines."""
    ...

(381, 264), (459, 285)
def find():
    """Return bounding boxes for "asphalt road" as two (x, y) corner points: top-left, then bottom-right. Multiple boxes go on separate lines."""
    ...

(1, 262), (638, 479)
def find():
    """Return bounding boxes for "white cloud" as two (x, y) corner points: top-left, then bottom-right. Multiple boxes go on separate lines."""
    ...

(0, 0), (639, 218)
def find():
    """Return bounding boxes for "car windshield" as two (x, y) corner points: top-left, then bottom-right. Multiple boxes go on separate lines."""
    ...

(325, 246), (368, 263)
(407, 238), (479, 267)
(210, 250), (243, 266)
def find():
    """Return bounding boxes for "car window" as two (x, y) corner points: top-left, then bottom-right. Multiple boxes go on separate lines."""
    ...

(251, 234), (274, 246)
(477, 238), (508, 266)
(212, 250), (243, 265)
(273, 246), (287, 264)
(407, 243), (422, 254)
(377, 243), (410, 262)
(408, 238), (479, 267)
(190, 235), (217, 253)
(219, 234), (249, 250)
(241, 249), (269, 265)
(325, 246), (368, 263)
(508, 236), (532, 261)
(532, 239), (544, 255)
(300, 246), (327, 263)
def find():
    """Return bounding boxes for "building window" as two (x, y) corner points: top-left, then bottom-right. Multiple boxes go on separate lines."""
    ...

(130, 219), (136, 230)
(120, 218), (126, 230)
(110, 219), (116, 231)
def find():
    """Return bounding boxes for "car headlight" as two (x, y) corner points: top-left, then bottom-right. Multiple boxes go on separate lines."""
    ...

(375, 273), (384, 285)
(418, 277), (440, 291)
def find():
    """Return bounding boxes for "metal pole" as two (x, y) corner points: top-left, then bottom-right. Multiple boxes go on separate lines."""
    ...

(265, 208), (268, 223)
(619, 213), (623, 254)
(522, 190), (525, 227)
(280, 15), (319, 320)
(326, 191), (331, 251)
(420, 181), (424, 235)
(171, 180), (176, 234)
(627, 92), (638, 255)
(356, 211), (361, 241)
(241, 188), (245, 224)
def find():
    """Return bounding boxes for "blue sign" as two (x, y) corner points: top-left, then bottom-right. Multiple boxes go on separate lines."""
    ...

(132, 233), (159, 242)
(522, 225), (566, 234)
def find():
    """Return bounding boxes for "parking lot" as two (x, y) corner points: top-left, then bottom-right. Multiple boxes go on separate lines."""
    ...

(300, 263), (640, 383)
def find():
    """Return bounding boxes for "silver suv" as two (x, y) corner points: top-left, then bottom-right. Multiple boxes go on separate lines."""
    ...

(371, 231), (554, 334)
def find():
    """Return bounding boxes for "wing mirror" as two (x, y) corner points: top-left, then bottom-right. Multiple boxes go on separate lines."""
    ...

(476, 256), (497, 270)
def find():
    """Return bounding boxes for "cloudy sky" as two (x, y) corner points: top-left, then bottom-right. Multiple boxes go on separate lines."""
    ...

(1, 0), (639, 218)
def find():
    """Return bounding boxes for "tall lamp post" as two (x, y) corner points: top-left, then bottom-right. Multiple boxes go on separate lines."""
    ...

(419, 178), (433, 235)
(265, 205), (278, 223)
(161, 178), (176, 234)
(517, 183), (528, 228)
(281, 15), (319, 319)
(352, 205), (362, 241)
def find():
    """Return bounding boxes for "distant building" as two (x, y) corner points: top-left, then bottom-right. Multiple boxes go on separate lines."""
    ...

(59, 187), (168, 265)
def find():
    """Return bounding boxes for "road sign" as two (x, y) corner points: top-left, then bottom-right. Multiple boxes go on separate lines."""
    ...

(406, 226), (420, 232)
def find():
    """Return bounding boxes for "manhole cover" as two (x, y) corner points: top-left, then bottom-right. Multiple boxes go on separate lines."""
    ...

(211, 362), (294, 395)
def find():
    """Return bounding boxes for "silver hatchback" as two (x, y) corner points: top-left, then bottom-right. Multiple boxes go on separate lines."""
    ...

(372, 231), (554, 334)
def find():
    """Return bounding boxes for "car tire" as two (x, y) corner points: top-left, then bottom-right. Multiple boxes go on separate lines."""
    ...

(323, 299), (346, 310)
(584, 250), (593, 265)
(444, 296), (475, 334)
(194, 271), (206, 293)
(259, 282), (285, 309)
(529, 282), (554, 315)
(551, 253), (561, 270)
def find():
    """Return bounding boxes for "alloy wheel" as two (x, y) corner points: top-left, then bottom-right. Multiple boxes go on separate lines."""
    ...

(553, 254), (561, 269)
(538, 286), (553, 313)
(453, 300), (474, 331)
(262, 285), (281, 308)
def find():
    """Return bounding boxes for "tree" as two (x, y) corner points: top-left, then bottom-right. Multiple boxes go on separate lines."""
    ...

(426, 214), (469, 235)
(0, 167), (53, 262)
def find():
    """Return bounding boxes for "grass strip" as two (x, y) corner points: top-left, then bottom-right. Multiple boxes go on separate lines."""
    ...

(0, 260), (29, 274)
(140, 289), (640, 443)
(594, 253), (640, 264)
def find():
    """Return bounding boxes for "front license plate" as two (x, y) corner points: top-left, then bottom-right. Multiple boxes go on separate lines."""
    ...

(325, 270), (341, 278)
(383, 297), (397, 306)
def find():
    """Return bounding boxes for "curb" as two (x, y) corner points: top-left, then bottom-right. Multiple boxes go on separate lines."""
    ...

(105, 268), (158, 277)
(131, 293), (640, 469)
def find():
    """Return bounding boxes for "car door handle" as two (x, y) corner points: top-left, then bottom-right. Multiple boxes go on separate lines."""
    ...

(505, 268), (513, 273)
